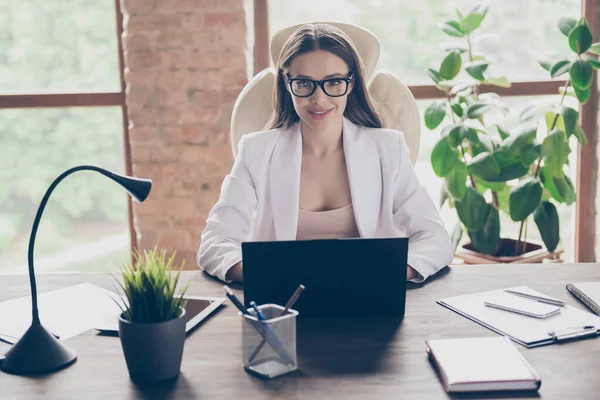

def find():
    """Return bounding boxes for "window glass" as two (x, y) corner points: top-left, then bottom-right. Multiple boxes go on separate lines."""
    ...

(0, 0), (121, 91)
(0, 107), (130, 272)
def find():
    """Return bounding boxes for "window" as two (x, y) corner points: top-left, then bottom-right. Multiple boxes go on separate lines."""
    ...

(0, 0), (130, 272)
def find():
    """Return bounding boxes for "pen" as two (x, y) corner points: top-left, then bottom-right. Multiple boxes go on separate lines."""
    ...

(248, 284), (305, 363)
(250, 301), (268, 320)
(503, 289), (567, 307)
(222, 286), (294, 366)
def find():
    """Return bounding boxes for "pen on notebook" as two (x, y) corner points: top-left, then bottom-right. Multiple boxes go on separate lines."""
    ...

(503, 289), (567, 306)
(222, 286), (294, 366)
(248, 284), (305, 363)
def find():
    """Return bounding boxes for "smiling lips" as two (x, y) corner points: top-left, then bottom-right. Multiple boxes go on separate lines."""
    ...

(307, 108), (334, 120)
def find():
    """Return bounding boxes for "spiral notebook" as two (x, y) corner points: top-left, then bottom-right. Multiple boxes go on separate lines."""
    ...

(566, 282), (600, 316)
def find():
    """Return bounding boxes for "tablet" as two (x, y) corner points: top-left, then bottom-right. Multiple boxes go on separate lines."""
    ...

(95, 295), (225, 334)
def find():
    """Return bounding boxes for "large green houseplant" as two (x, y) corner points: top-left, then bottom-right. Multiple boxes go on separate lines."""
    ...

(425, 3), (599, 260)
(113, 247), (189, 382)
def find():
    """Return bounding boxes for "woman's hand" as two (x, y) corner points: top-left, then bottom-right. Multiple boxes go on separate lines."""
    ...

(226, 261), (244, 282)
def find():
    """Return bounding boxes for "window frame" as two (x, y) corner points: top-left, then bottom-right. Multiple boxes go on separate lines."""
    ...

(0, 0), (136, 256)
(254, 0), (599, 262)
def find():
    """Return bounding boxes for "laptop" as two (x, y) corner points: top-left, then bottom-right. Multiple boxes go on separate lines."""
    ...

(242, 237), (408, 318)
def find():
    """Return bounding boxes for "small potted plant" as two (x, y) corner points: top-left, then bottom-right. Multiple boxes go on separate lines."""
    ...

(113, 247), (189, 382)
(424, 2), (599, 263)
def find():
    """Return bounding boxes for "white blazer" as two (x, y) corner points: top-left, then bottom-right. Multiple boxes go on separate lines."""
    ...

(198, 118), (453, 283)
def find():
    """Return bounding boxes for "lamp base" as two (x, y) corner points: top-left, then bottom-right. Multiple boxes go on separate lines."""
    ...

(1, 320), (77, 375)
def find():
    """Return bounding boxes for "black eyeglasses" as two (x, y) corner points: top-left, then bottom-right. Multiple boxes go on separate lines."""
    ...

(286, 73), (354, 98)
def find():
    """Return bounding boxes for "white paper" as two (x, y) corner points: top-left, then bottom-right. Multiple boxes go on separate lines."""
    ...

(0, 283), (123, 344)
(439, 286), (600, 346)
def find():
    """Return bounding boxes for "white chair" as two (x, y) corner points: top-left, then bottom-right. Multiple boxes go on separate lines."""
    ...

(230, 21), (421, 164)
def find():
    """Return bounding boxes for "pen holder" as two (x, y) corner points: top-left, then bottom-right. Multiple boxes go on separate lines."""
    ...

(241, 303), (298, 378)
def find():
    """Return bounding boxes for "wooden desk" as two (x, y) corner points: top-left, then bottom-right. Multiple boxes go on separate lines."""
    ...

(1, 263), (599, 399)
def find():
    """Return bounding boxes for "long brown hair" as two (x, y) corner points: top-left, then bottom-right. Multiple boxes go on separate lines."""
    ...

(269, 23), (382, 130)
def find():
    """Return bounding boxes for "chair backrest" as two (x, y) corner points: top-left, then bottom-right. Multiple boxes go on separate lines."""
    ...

(230, 22), (420, 164)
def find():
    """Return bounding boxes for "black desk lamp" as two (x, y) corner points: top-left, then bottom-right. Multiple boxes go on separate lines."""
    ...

(0, 166), (151, 375)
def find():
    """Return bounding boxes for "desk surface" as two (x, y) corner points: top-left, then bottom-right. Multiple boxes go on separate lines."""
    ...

(1, 263), (599, 399)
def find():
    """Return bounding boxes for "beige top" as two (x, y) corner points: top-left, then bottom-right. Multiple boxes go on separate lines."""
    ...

(296, 203), (360, 240)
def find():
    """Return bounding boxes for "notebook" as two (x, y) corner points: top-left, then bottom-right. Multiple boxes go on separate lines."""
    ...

(437, 286), (600, 347)
(426, 336), (541, 393)
(566, 282), (600, 316)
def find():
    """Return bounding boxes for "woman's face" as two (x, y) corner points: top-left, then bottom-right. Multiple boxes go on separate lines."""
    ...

(285, 50), (353, 132)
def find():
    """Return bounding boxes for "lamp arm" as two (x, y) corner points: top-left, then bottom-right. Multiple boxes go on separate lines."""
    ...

(28, 165), (113, 322)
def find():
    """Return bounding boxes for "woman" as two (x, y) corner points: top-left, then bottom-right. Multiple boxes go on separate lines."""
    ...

(198, 23), (452, 283)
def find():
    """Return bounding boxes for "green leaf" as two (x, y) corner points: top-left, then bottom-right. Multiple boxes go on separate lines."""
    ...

(478, 179), (506, 192)
(483, 76), (511, 88)
(496, 125), (510, 140)
(589, 42), (600, 55)
(455, 187), (489, 230)
(440, 50), (462, 80)
(425, 101), (447, 129)
(509, 178), (543, 221)
(534, 201), (560, 252)
(496, 185), (512, 215)
(468, 206), (500, 255)
(467, 152), (501, 180)
(499, 125), (537, 157)
(465, 61), (489, 81)
(455, 5), (465, 22)
(451, 102), (464, 117)
(558, 105), (578, 137)
(570, 60), (593, 89)
(449, 81), (472, 95)
(538, 52), (568, 72)
(558, 17), (577, 36)
(521, 144), (541, 166)
(545, 111), (565, 132)
(573, 124), (587, 146)
(466, 102), (491, 119)
(568, 18), (593, 53)
(427, 68), (442, 84)
(462, 12), (486, 33)
(554, 174), (576, 205)
(461, 3), (489, 33)
(550, 60), (571, 78)
(431, 137), (460, 177)
(445, 161), (468, 200)
(439, 19), (465, 38)
(448, 124), (475, 147)
(520, 103), (541, 122)
(488, 162), (529, 182)
(573, 85), (591, 103)
(581, 54), (600, 69)
(542, 129), (571, 176)
(540, 166), (564, 203)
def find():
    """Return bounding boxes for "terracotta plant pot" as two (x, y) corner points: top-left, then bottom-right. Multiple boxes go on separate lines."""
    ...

(455, 238), (563, 264)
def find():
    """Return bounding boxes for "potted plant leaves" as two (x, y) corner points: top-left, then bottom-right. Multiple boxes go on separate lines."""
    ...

(424, 2), (599, 263)
(113, 247), (189, 382)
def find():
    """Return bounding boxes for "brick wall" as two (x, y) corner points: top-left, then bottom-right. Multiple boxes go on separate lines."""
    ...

(120, 0), (248, 268)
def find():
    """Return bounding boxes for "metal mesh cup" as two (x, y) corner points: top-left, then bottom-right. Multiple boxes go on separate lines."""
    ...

(241, 304), (298, 378)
